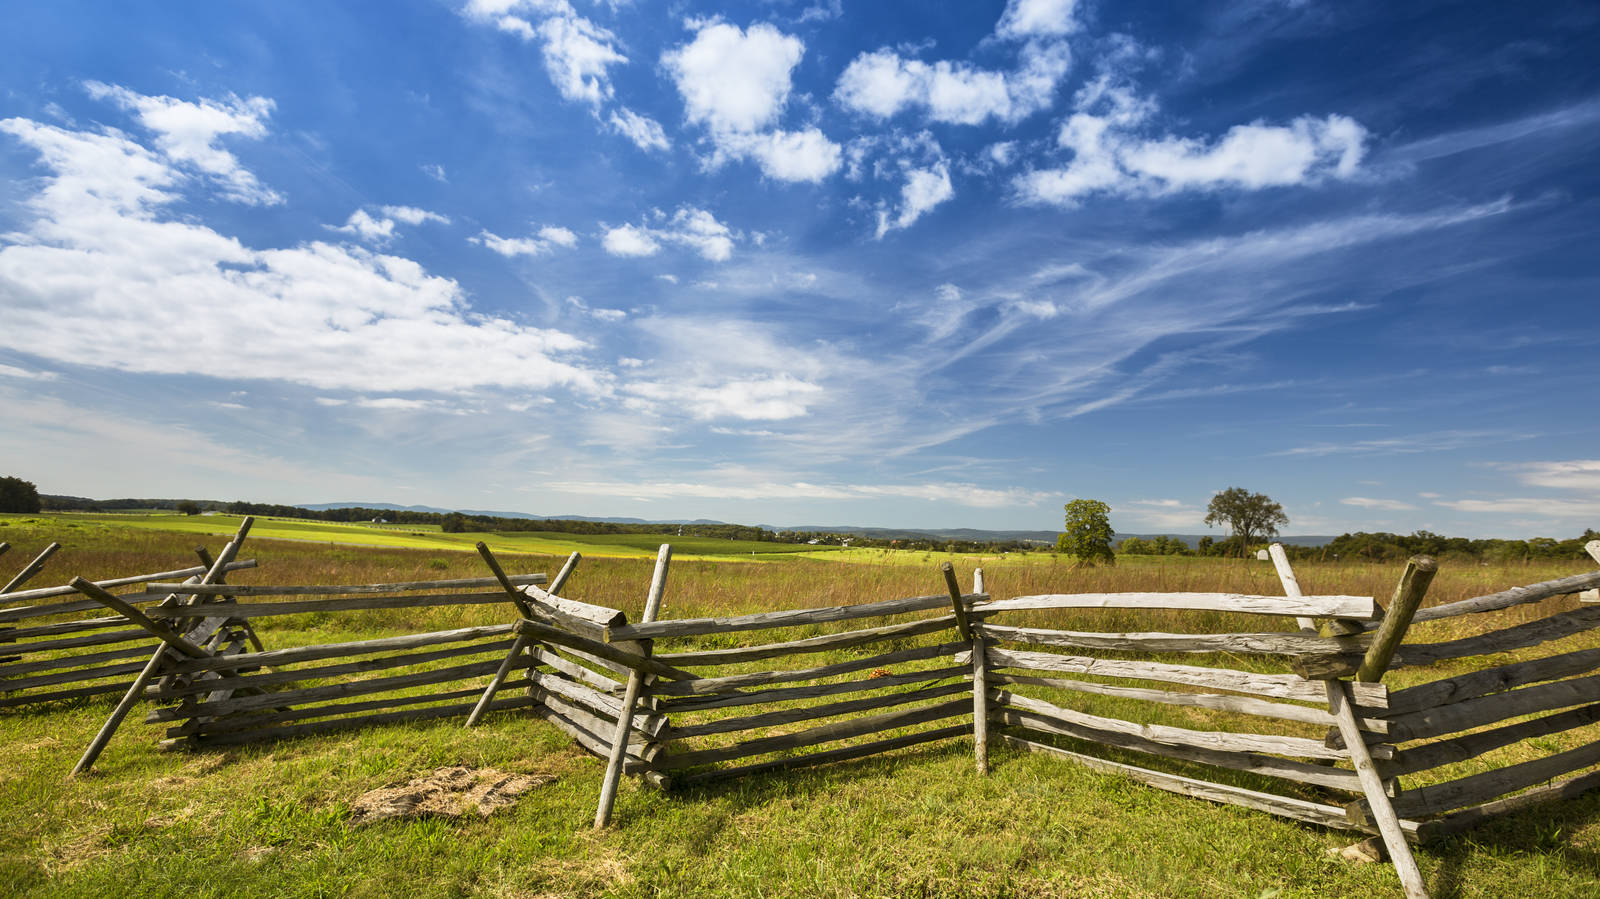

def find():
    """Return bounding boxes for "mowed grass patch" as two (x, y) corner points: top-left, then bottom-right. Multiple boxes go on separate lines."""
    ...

(4, 517), (1600, 895)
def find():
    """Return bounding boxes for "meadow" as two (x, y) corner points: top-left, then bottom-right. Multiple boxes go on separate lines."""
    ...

(2, 512), (1599, 897)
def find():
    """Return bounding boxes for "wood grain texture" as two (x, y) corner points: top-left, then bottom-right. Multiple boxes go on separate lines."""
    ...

(653, 642), (968, 697)
(974, 646), (1388, 708)
(997, 733), (1411, 836)
(994, 690), (1358, 761)
(654, 698), (971, 771)
(656, 615), (960, 666)
(673, 724), (972, 787)
(665, 681), (971, 740)
(998, 710), (1364, 791)
(976, 622), (1366, 657)
(972, 592), (1376, 620)
(607, 592), (962, 641)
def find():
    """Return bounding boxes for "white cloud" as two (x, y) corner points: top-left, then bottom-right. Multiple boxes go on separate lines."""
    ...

(1015, 73), (1369, 205)
(1432, 497), (1600, 518)
(601, 223), (661, 257)
(1120, 115), (1368, 190)
(471, 225), (577, 257)
(833, 39), (1071, 126)
(1499, 460), (1600, 493)
(380, 205), (450, 226)
(663, 20), (842, 183)
(0, 107), (604, 396)
(331, 209), (394, 242)
(664, 21), (804, 133)
(0, 363), (59, 381)
(627, 374), (823, 421)
(601, 206), (737, 261)
(995, 0), (1081, 40)
(1340, 496), (1420, 511)
(608, 107), (670, 152)
(719, 128), (843, 183)
(421, 163), (448, 182)
(876, 161), (954, 237)
(464, 0), (626, 107)
(83, 81), (283, 205)
(1122, 498), (1203, 530)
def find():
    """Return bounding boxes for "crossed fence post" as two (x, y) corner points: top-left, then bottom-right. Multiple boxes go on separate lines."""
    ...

(1268, 543), (1434, 899)
(70, 517), (255, 775)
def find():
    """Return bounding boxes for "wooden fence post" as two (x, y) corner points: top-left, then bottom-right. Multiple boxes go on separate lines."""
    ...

(467, 551), (581, 728)
(1582, 542), (1600, 603)
(971, 567), (989, 774)
(1268, 544), (1429, 899)
(2, 542), (61, 594)
(1357, 557), (1437, 682)
(594, 544), (671, 829)
(940, 563), (987, 773)
(71, 519), (251, 776)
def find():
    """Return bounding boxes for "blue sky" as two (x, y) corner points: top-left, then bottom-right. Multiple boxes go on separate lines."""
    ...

(1, 0), (1597, 537)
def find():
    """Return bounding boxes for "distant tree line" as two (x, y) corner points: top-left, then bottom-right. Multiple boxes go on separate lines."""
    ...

(1116, 530), (1600, 562)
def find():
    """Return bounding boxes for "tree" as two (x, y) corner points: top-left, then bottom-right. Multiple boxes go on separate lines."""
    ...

(175, 500), (201, 516)
(1204, 487), (1288, 556)
(1059, 499), (1115, 567)
(439, 512), (470, 533)
(0, 476), (41, 513)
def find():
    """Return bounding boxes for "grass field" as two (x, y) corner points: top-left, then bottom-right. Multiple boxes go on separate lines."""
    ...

(16, 512), (843, 561)
(3, 514), (1599, 897)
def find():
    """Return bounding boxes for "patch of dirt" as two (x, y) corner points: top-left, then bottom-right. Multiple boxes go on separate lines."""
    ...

(349, 765), (556, 824)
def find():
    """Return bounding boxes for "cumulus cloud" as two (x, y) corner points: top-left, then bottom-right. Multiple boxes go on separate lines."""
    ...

(471, 225), (578, 257)
(82, 81), (282, 205)
(995, 0), (1081, 40)
(663, 20), (842, 183)
(664, 20), (803, 133)
(716, 127), (843, 182)
(331, 209), (396, 242)
(331, 206), (448, 243)
(0, 99), (603, 396)
(833, 37), (1071, 126)
(463, 0), (626, 107)
(1015, 74), (1369, 205)
(601, 206), (737, 261)
(876, 161), (954, 238)
(601, 223), (661, 257)
(608, 107), (670, 152)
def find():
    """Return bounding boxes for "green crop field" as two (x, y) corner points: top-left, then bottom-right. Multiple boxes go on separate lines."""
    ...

(25, 512), (841, 561)
(2, 514), (1599, 897)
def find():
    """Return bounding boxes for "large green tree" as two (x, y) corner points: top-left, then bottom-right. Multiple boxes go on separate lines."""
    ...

(0, 476), (41, 513)
(1058, 499), (1115, 567)
(1204, 487), (1288, 555)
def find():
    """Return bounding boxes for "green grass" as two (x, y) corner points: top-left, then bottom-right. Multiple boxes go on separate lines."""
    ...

(3, 515), (1600, 896)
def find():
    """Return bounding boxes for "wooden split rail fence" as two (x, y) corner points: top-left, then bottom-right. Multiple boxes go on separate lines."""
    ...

(9, 527), (1600, 899)
(1, 538), (257, 709)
